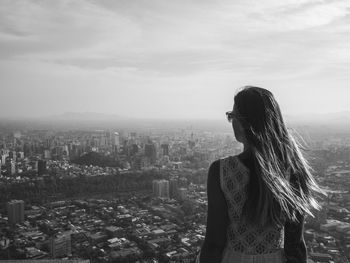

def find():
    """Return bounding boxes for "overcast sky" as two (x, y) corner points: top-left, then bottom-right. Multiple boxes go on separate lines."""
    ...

(1, 0), (350, 120)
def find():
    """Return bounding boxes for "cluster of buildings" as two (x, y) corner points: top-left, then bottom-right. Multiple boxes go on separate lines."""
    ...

(152, 179), (188, 201)
(0, 148), (47, 177)
(300, 136), (350, 263)
(1, 127), (350, 262)
(0, 184), (207, 262)
(0, 129), (241, 179)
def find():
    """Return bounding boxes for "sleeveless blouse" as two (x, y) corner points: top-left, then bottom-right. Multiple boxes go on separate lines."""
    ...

(220, 156), (285, 255)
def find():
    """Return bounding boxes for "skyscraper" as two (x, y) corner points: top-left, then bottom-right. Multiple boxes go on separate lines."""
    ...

(44, 149), (51, 159)
(9, 151), (16, 162)
(5, 158), (16, 176)
(114, 132), (120, 146)
(145, 143), (157, 164)
(7, 200), (25, 225)
(153, 180), (170, 199)
(1, 153), (8, 165)
(49, 233), (72, 258)
(169, 179), (178, 199)
(161, 144), (169, 156)
(30, 160), (38, 172)
(131, 144), (139, 156)
(38, 160), (47, 176)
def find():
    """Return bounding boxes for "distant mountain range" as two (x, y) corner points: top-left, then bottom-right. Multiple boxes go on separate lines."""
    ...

(2, 111), (350, 132)
(47, 112), (125, 121)
(48, 111), (350, 124)
(285, 111), (350, 125)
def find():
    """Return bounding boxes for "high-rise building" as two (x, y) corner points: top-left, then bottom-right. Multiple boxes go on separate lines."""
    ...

(62, 145), (69, 156)
(178, 188), (188, 201)
(152, 180), (158, 196)
(1, 153), (8, 165)
(38, 160), (47, 176)
(1, 149), (10, 155)
(49, 233), (72, 258)
(44, 149), (51, 159)
(132, 156), (146, 170)
(113, 132), (120, 153)
(169, 179), (178, 199)
(30, 160), (38, 172)
(145, 143), (157, 164)
(131, 144), (139, 156)
(99, 135), (107, 147)
(16, 151), (24, 160)
(23, 143), (32, 157)
(9, 151), (16, 162)
(153, 180), (170, 198)
(7, 200), (25, 225)
(5, 158), (16, 176)
(161, 144), (169, 156)
(113, 132), (120, 146)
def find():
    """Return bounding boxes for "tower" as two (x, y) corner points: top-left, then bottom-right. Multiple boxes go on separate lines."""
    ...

(49, 233), (72, 258)
(7, 200), (25, 225)
(161, 144), (169, 156)
(5, 158), (16, 176)
(38, 160), (47, 176)
(113, 132), (120, 152)
(145, 143), (157, 164)
(153, 180), (170, 198)
(169, 179), (178, 199)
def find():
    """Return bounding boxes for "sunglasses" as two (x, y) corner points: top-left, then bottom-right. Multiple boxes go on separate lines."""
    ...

(226, 111), (235, 123)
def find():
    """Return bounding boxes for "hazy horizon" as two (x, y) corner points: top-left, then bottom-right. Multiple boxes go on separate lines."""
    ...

(1, 0), (350, 119)
(2, 110), (350, 135)
(1, 109), (350, 121)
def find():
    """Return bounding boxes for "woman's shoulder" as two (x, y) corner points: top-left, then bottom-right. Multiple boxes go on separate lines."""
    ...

(210, 154), (250, 174)
(219, 155), (244, 169)
(208, 156), (243, 182)
(216, 155), (237, 163)
(209, 159), (220, 173)
(207, 158), (226, 184)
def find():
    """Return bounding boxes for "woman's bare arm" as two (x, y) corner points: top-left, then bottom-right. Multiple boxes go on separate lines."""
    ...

(200, 160), (229, 263)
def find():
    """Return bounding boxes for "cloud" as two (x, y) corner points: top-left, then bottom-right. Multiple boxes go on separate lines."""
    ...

(2, 0), (349, 70)
(268, 0), (350, 30)
(1, 0), (350, 118)
(0, 0), (142, 59)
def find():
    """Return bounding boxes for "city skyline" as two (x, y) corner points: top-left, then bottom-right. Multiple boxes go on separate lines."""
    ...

(1, 0), (350, 119)
(1, 120), (350, 262)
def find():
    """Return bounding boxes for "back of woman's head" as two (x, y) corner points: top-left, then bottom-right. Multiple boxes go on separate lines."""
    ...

(234, 86), (325, 226)
(234, 87), (283, 137)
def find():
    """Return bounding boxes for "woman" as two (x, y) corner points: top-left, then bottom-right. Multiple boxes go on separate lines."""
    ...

(198, 86), (325, 263)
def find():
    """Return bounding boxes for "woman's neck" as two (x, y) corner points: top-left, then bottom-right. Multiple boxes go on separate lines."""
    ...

(238, 145), (252, 160)
(238, 145), (254, 171)
(243, 143), (251, 153)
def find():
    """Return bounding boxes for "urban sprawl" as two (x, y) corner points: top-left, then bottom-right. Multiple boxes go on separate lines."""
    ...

(0, 128), (350, 263)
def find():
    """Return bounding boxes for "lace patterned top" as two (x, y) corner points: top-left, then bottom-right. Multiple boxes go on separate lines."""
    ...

(220, 155), (285, 255)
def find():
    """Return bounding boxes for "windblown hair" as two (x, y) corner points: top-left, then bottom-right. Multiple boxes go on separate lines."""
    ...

(235, 86), (325, 226)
